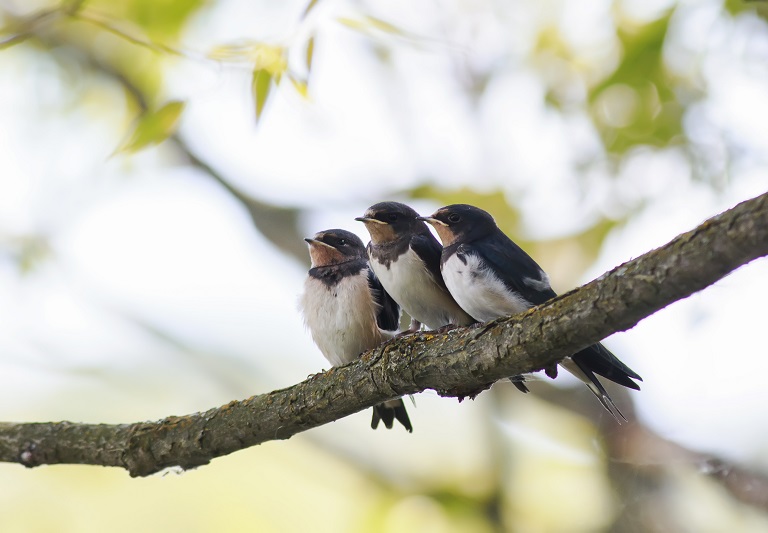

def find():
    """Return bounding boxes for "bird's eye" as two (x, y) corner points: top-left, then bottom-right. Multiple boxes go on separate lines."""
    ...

(338, 239), (347, 246)
(387, 213), (398, 222)
(448, 213), (461, 223)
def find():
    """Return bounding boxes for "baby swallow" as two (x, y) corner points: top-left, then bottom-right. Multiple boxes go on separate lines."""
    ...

(419, 204), (642, 421)
(355, 202), (475, 331)
(300, 229), (412, 432)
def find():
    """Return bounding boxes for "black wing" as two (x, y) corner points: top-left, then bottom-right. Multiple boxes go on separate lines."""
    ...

(469, 231), (557, 306)
(368, 267), (401, 331)
(474, 232), (643, 389)
(409, 231), (449, 291)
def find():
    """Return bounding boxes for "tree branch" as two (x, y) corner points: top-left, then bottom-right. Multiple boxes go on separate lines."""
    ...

(0, 192), (766, 477)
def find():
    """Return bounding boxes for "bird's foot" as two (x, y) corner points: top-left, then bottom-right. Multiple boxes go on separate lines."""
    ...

(433, 323), (460, 334)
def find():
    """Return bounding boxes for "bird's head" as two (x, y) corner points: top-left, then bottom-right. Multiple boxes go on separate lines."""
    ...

(418, 204), (497, 246)
(355, 201), (428, 244)
(304, 229), (366, 267)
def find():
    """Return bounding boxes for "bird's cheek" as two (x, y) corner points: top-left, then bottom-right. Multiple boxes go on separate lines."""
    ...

(366, 223), (397, 244)
(432, 224), (456, 246)
(309, 245), (344, 267)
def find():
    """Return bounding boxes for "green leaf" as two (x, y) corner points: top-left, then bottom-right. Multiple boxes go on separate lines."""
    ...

(336, 16), (405, 37)
(363, 16), (406, 36)
(336, 15), (421, 43)
(302, 0), (321, 19)
(208, 42), (258, 61)
(252, 68), (273, 122)
(305, 36), (315, 75)
(337, 17), (369, 32)
(337, 16), (407, 37)
(116, 100), (185, 155)
(288, 74), (309, 99)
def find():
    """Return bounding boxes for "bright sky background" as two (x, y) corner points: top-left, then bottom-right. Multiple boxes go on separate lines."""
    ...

(1, 0), (767, 491)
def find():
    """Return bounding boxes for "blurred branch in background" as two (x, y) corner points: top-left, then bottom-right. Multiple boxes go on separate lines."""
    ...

(0, 192), (764, 478)
(535, 380), (768, 530)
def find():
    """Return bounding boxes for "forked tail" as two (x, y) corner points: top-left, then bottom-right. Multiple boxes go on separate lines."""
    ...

(371, 399), (413, 432)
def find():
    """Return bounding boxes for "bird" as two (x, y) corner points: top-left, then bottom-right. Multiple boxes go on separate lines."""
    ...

(299, 228), (412, 432)
(355, 201), (475, 331)
(418, 204), (642, 421)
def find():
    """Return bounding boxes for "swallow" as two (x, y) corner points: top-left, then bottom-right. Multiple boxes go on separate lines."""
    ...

(299, 228), (412, 432)
(355, 202), (475, 331)
(419, 204), (642, 421)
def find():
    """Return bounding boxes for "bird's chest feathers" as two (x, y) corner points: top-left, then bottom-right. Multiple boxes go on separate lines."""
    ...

(372, 248), (434, 301)
(371, 247), (455, 326)
(442, 252), (530, 322)
(301, 274), (382, 366)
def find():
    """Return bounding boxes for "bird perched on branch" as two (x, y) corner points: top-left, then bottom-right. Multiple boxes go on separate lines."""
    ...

(300, 229), (412, 432)
(419, 204), (642, 421)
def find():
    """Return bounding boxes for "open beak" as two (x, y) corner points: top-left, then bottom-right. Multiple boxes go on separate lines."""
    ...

(354, 216), (386, 224)
(416, 216), (446, 226)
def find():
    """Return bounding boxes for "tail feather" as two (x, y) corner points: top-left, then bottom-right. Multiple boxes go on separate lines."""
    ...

(509, 375), (530, 393)
(575, 343), (642, 390)
(561, 358), (627, 423)
(371, 399), (413, 432)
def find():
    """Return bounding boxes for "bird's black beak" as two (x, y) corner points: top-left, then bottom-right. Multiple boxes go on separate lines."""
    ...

(304, 237), (334, 249)
(355, 216), (385, 224)
(416, 216), (446, 226)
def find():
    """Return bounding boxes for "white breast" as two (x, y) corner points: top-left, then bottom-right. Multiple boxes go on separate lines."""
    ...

(441, 253), (531, 323)
(300, 273), (387, 367)
(371, 247), (473, 329)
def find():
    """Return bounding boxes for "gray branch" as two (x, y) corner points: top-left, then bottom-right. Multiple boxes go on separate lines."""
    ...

(0, 192), (765, 477)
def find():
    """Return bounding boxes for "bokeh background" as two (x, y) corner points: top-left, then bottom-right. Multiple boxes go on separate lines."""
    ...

(1, 0), (767, 531)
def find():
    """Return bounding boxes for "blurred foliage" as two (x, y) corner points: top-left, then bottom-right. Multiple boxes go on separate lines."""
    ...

(208, 40), (309, 122)
(252, 67), (273, 121)
(0, 234), (52, 275)
(408, 185), (523, 235)
(0, 0), (744, 275)
(337, 15), (413, 40)
(0, 0), (758, 315)
(87, 0), (206, 40)
(589, 13), (683, 154)
(725, 0), (768, 20)
(116, 100), (185, 154)
(534, 9), (687, 160)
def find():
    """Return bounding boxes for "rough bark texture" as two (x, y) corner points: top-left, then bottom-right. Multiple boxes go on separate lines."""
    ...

(0, 192), (766, 477)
